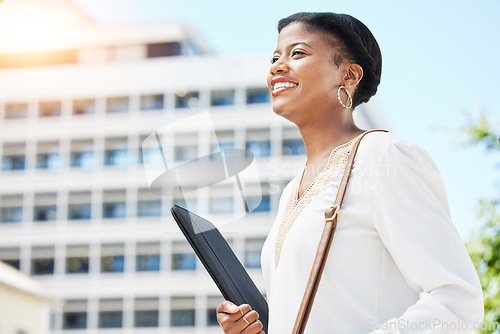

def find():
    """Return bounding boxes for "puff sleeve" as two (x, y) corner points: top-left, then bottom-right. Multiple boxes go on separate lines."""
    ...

(371, 139), (484, 334)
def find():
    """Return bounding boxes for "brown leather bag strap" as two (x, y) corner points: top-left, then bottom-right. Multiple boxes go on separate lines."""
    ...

(292, 129), (388, 334)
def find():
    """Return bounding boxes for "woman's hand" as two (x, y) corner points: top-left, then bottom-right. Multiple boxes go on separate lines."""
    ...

(216, 301), (265, 333)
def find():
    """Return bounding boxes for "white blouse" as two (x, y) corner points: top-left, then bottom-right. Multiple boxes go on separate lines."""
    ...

(261, 132), (484, 334)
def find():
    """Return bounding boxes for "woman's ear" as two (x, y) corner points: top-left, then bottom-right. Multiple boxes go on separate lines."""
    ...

(343, 64), (363, 89)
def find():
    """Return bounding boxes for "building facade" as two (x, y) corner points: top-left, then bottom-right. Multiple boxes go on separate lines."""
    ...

(0, 1), (384, 333)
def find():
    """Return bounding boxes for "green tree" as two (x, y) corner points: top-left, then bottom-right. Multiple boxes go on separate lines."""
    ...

(464, 112), (500, 334)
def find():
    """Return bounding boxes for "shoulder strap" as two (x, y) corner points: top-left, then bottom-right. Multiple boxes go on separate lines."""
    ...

(292, 129), (388, 334)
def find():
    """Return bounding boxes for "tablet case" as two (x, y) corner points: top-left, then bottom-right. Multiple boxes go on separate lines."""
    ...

(170, 205), (269, 332)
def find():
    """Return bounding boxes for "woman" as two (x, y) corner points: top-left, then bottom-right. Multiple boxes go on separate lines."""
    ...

(217, 12), (484, 333)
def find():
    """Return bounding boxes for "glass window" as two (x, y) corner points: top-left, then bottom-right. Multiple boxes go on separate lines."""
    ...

(39, 101), (61, 117)
(104, 148), (128, 167)
(33, 205), (57, 222)
(36, 152), (61, 169)
(283, 139), (306, 155)
(4, 103), (28, 119)
(136, 254), (160, 271)
(246, 140), (271, 157)
(106, 97), (129, 113)
(134, 298), (159, 327)
(70, 140), (94, 168)
(137, 200), (161, 217)
(210, 89), (235, 106)
(68, 203), (91, 220)
(140, 94), (164, 111)
(250, 195), (270, 213)
(2, 155), (25, 171)
(101, 244), (125, 273)
(175, 91), (199, 109)
(174, 145), (197, 161)
(31, 250), (55, 275)
(66, 257), (89, 274)
(0, 248), (21, 270)
(72, 98), (95, 115)
(98, 299), (123, 328)
(147, 42), (181, 58)
(246, 87), (270, 104)
(209, 197), (233, 214)
(171, 253), (196, 271)
(0, 206), (23, 223)
(171, 309), (195, 327)
(2, 259), (20, 269)
(102, 202), (126, 219)
(244, 238), (265, 269)
(63, 312), (87, 329)
(99, 311), (122, 328)
(63, 300), (87, 329)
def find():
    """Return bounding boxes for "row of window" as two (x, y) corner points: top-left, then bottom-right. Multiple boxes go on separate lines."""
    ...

(0, 190), (271, 223)
(58, 296), (224, 330)
(1, 136), (304, 172)
(0, 238), (264, 275)
(0, 87), (270, 120)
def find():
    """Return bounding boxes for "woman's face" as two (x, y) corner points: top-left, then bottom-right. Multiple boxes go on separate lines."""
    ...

(267, 22), (348, 123)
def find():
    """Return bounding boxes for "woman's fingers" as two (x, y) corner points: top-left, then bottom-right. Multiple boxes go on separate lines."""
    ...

(216, 302), (263, 333)
(217, 300), (241, 314)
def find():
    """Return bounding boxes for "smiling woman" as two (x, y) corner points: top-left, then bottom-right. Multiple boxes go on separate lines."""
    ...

(216, 11), (484, 334)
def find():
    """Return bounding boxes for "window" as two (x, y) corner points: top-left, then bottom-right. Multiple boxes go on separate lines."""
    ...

(211, 131), (234, 154)
(39, 101), (61, 117)
(63, 300), (87, 329)
(140, 94), (164, 111)
(245, 238), (266, 268)
(4, 102), (28, 119)
(2, 143), (26, 171)
(102, 190), (126, 219)
(106, 96), (129, 113)
(134, 298), (159, 327)
(101, 244), (125, 273)
(0, 248), (20, 270)
(174, 133), (198, 161)
(172, 241), (196, 270)
(33, 193), (57, 222)
(98, 299), (123, 328)
(68, 192), (91, 220)
(147, 42), (181, 58)
(70, 140), (95, 168)
(31, 246), (55, 275)
(68, 203), (91, 220)
(209, 197), (233, 214)
(170, 297), (195, 327)
(66, 245), (89, 274)
(249, 194), (270, 213)
(175, 91), (199, 109)
(137, 200), (161, 217)
(136, 242), (160, 272)
(139, 137), (164, 165)
(246, 129), (271, 157)
(104, 138), (128, 167)
(72, 98), (95, 115)
(210, 89), (235, 106)
(1, 206), (23, 223)
(207, 296), (224, 326)
(283, 139), (305, 155)
(246, 87), (270, 104)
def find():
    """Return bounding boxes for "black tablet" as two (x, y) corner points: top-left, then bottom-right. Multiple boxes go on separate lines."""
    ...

(170, 205), (269, 332)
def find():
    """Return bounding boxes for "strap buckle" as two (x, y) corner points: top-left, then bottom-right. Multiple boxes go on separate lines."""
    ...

(324, 205), (340, 222)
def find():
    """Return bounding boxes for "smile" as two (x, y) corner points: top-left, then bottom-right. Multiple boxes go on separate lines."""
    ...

(272, 81), (298, 95)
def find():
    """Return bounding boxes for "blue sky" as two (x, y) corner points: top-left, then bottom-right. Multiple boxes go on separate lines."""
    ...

(73, 0), (500, 238)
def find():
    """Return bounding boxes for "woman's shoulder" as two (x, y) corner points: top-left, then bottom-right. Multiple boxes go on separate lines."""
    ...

(356, 130), (433, 164)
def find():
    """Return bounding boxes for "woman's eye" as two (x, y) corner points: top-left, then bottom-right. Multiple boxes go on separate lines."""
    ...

(292, 50), (306, 57)
(270, 56), (279, 64)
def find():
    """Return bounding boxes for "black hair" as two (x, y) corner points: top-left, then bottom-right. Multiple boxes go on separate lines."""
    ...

(278, 12), (382, 109)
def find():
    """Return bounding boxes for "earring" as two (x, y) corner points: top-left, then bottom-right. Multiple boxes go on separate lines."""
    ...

(337, 86), (353, 109)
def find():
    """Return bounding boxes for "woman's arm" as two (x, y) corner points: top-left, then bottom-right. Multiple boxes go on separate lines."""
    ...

(371, 138), (484, 333)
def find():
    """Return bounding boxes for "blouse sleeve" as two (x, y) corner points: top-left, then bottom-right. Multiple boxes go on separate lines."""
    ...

(371, 138), (484, 334)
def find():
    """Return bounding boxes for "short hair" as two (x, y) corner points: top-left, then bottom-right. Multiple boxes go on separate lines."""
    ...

(278, 12), (382, 109)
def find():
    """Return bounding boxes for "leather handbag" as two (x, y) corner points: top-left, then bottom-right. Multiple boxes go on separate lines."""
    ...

(292, 129), (388, 334)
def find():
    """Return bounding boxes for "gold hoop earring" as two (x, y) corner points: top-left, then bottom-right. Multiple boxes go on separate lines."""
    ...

(337, 86), (353, 109)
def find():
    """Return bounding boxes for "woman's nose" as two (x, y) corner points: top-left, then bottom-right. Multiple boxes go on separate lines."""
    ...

(270, 58), (289, 75)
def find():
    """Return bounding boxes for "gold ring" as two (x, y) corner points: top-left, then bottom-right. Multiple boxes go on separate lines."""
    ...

(240, 308), (245, 317)
(242, 316), (250, 325)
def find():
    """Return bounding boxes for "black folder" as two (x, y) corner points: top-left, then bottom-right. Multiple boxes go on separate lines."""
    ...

(170, 205), (269, 332)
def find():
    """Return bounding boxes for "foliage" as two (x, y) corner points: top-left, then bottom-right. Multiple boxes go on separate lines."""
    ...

(464, 111), (500, 333)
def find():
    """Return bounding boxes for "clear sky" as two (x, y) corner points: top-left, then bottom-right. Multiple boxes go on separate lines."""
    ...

(73, 0), (500, 239)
